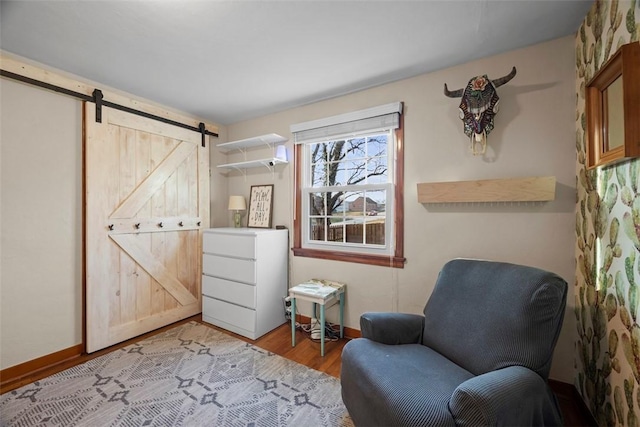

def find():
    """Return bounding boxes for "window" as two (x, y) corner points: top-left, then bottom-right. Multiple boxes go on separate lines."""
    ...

(291, 102), (405, 268)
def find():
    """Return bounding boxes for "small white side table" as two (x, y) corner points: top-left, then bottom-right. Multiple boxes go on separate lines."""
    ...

(289, 280), (346, 356)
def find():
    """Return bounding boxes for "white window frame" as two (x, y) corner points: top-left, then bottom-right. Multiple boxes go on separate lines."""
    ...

(291, 102), (404, 266)
(300, 129), (396, 256)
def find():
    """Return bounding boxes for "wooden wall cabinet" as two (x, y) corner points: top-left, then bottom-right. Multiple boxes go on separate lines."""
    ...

(586, 42), (640, 169)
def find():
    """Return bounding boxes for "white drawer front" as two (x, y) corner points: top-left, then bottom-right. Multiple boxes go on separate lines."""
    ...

(202, 254), (256, 284)
(203, 233), (255, 259)
(203, 296), (256, 333)
(202, 275), (256, 309)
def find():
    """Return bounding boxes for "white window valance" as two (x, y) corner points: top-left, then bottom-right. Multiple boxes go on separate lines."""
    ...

(290, 102), (403, 144)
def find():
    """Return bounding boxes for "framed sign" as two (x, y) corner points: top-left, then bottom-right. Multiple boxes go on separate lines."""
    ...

(248, 184), (274, 228)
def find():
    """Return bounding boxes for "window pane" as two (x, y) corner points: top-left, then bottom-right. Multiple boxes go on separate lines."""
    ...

(365, 189), (386, 214)
(311, 142), (327, 161)
(348, 161), (367, 185)
(326, 140), (345, 161)
(327, 160), (345, 186)
(345, 221), (364, 244)
(367, 134), (387, 158)
(367, 152), (387, 183)
(345, 137), (366, 161)
(328, 217), (345, 242)
(309, 217), (326, 242)
(367, 134), (388, 184)
(346, 191), (381, 214)
(331, 161), (360, 186)
(364, 189), (386, 245)
(309, 192), (325, 215)
(328, 191), (346, 216)
(311, 159), (327, 187)
(366, 162), (387, 183)
(331, 163), (346, 186)
(365, 217), (385, 245)
(343, 191), (365, 214)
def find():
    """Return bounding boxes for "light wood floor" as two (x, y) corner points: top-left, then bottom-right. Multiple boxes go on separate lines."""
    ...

(200, 317), (348, 378)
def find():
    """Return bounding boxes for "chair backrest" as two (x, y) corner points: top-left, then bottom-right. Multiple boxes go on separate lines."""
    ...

(422, 259), (567, 378)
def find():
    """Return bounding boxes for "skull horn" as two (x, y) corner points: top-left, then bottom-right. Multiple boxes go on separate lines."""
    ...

(491, 66), (517, 88)
(443, 83), (464, 98)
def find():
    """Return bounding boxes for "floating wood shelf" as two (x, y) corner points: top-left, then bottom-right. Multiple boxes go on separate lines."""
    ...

(417, 176), (556, 203)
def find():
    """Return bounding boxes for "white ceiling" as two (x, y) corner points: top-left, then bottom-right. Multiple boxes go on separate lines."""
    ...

(0, 0), (593, 125)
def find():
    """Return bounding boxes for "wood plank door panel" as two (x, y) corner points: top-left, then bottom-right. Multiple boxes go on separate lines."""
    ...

(85, 103), (209, 353)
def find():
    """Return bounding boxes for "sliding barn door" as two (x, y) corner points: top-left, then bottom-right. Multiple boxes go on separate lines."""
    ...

(85, 103), (209, 353)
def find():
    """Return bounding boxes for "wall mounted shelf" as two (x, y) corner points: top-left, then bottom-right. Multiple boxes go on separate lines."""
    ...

(417, 176), (556, 203)
(217, 158), (288, 173)
(217, 133), (287, 152)
(217, 133), (288, 175)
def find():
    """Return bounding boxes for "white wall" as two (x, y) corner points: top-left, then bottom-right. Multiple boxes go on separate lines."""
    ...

(0, 78), (82, 369)
(223, 36), (577, 382)
(209, 127), (229, 228)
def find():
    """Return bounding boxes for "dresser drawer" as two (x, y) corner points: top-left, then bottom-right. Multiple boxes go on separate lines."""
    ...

(203, 296), (256, 333)
(202, 275), (256, 309)
(202, 254), (256, 284)
(203, 232), (255, 259)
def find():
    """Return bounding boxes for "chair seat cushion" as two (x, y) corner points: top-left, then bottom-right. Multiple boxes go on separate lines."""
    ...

(341, 338), (474, 426)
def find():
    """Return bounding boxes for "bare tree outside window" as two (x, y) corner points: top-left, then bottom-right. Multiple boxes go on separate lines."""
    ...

(308, 133), (389, 245)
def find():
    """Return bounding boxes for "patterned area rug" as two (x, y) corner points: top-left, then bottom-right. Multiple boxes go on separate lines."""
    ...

(1, 321), (353, 426)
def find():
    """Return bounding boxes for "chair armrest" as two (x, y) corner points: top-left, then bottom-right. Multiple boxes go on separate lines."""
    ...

(360, 312), (424, 345)
(448, 366), (563, 427)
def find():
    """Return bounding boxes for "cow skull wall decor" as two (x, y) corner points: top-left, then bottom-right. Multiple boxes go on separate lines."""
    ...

(444, 66), (517, 155)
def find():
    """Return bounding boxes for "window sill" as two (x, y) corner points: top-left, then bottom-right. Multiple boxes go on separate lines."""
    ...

(292, 247), (405, 268)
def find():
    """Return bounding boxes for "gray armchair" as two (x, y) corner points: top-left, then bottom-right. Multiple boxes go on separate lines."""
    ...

(340, 259), (568, 426)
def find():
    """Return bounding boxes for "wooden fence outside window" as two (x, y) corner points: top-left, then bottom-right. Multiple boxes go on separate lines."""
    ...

(311, 222), (385, 245)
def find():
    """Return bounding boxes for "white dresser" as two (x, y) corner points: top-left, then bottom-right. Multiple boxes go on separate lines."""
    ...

(202, 227), (288, 339)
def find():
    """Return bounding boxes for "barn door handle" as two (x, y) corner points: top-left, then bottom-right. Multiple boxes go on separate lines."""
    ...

(108, 224), (114, 231)
(158, 222), (163, 228)
(134, 223), (140, 229)
(197, 221), (201, 226)
(178, 221), (184, 227)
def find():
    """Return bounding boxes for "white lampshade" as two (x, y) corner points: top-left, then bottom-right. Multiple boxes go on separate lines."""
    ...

(228, 195), (246, 211)
(275, 145), (287, 161)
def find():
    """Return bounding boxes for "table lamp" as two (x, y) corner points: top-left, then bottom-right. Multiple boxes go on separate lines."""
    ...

(228, 195), (246, 228)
